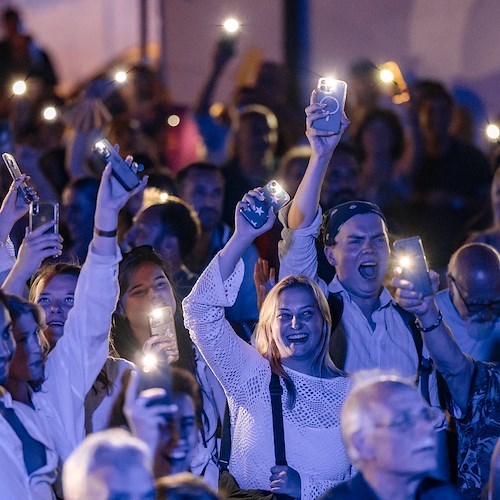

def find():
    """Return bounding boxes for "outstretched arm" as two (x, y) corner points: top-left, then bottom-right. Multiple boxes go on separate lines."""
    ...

(288, 90), (349, 229)
(0, 175), (40, 287)
(42, 154), (147, 449)
(194, 37), (235, 117)
(183, 190), (275, 391)
(393, 269), (474, 414)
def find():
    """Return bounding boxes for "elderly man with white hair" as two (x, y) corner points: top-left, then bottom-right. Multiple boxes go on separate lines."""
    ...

(63, 428), (155, 500)
(320, 373), (460, 500)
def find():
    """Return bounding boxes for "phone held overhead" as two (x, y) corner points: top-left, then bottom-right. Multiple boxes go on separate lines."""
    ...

(313, 77), (347, 134)
(2, 152), (37, 203)
(240, 180), (290, 229)
(92, 138), (141, 191)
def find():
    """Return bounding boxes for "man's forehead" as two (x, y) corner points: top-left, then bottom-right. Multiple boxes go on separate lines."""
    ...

(337, 213), (388, 235)
(368, 385), (422, 420)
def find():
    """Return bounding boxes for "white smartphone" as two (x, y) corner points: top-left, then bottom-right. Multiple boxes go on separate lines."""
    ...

(314, 78), (347, 134)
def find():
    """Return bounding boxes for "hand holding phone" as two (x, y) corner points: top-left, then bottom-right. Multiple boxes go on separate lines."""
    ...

(2, 153), (37, 204)
(124, 370), (177, 447)
(240, 180), (291, 229)
(393, 236), (433, 297)
(92, 139), (141, 191)
(313, 78), (347, 134)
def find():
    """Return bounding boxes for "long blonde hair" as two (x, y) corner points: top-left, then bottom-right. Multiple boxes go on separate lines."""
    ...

(254, 275), (342, 407)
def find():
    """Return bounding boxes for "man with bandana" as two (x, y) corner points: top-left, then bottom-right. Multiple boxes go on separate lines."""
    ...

(279, 91), (426, 382)
(278, 90), (451, 479)
(437, 242), (500, 361)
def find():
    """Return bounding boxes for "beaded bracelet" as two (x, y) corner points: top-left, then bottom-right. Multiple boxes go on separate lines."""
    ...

(94, 227), (117, 238)
(415, 311), (443, 333)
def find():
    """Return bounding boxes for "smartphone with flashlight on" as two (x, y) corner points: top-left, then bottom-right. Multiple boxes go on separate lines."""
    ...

(314, 77), (347, 134)
(2, 153), (37, 204)
(92, 138), (141, 191)
(29, 202), (59, 235)
(240, 179), (291, 229)
(149, 305), (179, 364)
(393, 236), (433, 297)
(379, 61), (410, 105)
(138, 354), (175, 420)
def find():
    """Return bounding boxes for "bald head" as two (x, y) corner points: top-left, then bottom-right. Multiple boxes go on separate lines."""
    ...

(449, 243), (500, 288)
(448, 243), (500, 322)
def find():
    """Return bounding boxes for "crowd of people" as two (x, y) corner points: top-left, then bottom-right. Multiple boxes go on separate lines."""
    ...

(0, 6), (499, 500)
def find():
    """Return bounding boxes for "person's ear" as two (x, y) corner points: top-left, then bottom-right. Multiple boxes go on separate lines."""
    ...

(446, 273), (452, 289)
(324, 245), (337, 267)
(351, 430), (375, 462)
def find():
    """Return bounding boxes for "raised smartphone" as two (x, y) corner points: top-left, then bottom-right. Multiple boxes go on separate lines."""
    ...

(137, 355), (174, 420)
(149, 305), (179, 364)
(393, 236), (433, 297)
(240, 180), (291, 229)
(92, 138), (140, 191)
(2, 153), (37, 203)
(379, 61), (410, 105)
(29, 202), (59, 234)
(314, 78), (347, 134)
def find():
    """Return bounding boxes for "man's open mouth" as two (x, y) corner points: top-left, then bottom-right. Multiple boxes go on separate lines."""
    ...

(359, 262), (378, 279)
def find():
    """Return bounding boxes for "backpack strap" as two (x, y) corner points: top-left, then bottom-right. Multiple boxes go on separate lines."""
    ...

(327, 292), (434, 403)
(393, 303), (434, 404)
(327, 292), (347, 369)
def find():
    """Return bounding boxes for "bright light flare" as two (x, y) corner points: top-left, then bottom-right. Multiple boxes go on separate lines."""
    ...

(42, 106), (57, 121)
(114, 70), (127, 83)
(167, 114), (180, 127)
(486, 123), (500, 141)
(12, 80), (27, 95)
(150, 307), (165, 320)
(141, 353), (158, 373)
(323, 76), (336, 88)
(380, 69), (394, 83)
(399, 256), (412, 269)
(159, 192), (169, 203)
(223, 17), (240, 33)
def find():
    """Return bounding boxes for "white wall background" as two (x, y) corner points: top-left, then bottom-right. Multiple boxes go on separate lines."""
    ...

(2, 0), (499, 125)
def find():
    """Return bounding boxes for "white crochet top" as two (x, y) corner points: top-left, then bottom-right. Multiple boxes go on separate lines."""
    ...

(183, 254), (354, 499)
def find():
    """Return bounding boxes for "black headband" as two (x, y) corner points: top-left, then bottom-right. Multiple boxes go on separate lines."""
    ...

(322, 201), (387, 246)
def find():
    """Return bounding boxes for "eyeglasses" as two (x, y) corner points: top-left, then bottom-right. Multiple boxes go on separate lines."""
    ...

(373, 406), (442, 433)
(448, 273), (500, 317)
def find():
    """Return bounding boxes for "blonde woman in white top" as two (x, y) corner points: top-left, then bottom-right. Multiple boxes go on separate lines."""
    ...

(183, 190), (354, 499)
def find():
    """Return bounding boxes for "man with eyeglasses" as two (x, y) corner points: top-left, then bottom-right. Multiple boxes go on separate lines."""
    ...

(320, 373), (460, 499)
(438, 243), (500, 361)
(393, 259), (500, 499)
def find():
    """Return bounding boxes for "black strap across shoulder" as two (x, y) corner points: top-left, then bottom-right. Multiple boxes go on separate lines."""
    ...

(269, 373), (287, 466)
(219, 373), (287, 471)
